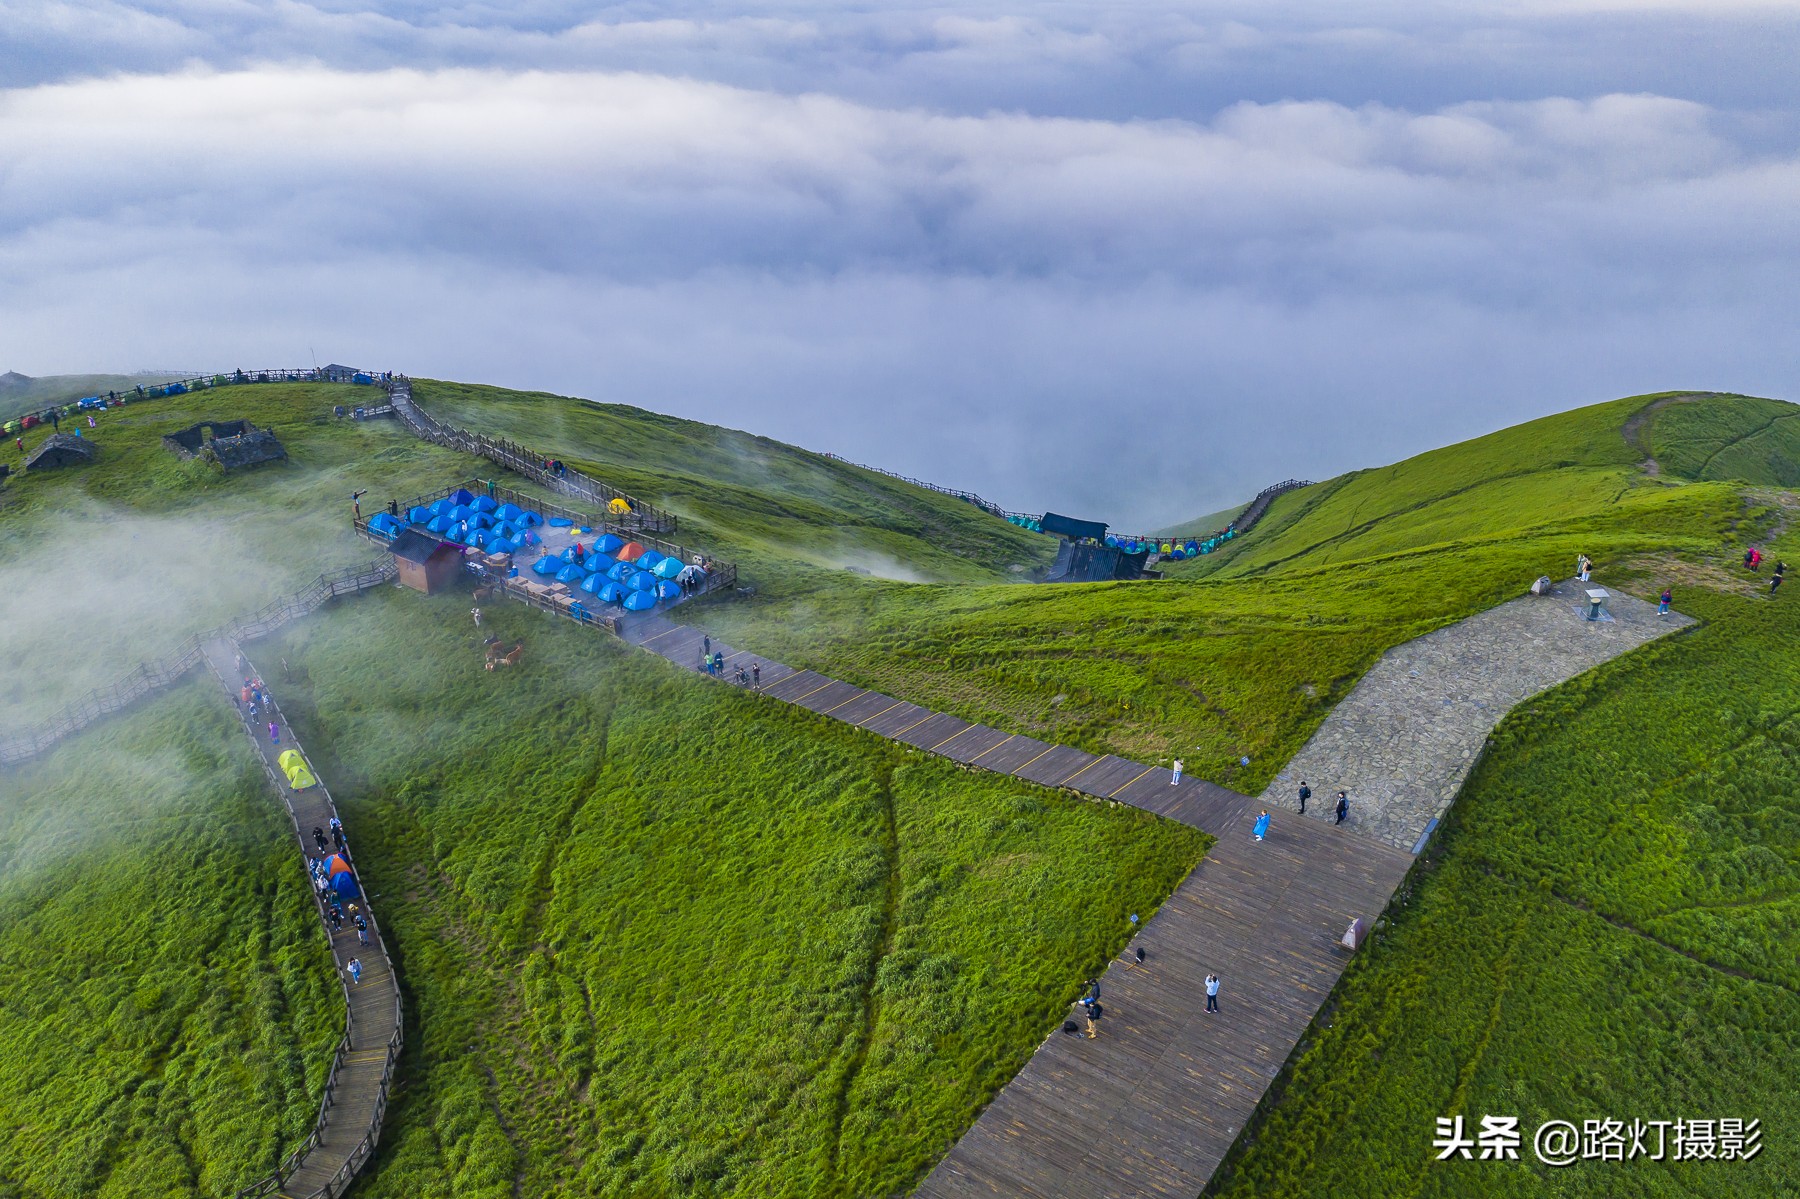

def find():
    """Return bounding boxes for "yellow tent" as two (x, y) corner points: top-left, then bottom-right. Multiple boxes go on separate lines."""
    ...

(278, 749), (318, 790)
(607, 497), (632, 515)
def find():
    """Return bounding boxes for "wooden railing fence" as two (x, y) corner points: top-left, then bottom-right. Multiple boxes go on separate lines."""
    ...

(382, 380), (677, 536)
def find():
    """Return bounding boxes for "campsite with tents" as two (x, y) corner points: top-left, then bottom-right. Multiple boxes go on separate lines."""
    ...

(0, 375), (1797, 1198)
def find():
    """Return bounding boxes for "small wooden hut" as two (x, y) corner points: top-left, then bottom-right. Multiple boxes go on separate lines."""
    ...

(389, 527), (465, 595)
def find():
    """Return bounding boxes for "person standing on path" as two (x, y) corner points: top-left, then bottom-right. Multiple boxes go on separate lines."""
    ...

(1335, 791), (1349, 825)
(752, 662), (761, 688)
(269, 722), (280, 745)
(313, 826), (329, 854)
(1659, 588), (1672, 616)
(1171, 758), (1184, 785)
(703, 635), (711, 658)
(1577, 553), (1591, 582)
(348, 958), (363, 985)
(1205, 974), (1220, 1013)
(1298, 781), (1310, 814)
(1253, 810), (1272, 841)
(355, 914), (369, 945)
(1084, 1001), (1103, 1039)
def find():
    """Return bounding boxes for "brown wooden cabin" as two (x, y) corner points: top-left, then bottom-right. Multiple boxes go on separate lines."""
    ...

(389, 527), (464, 595)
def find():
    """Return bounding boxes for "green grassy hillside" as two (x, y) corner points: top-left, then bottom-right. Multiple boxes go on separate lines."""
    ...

(271, 587), (1203, 1197)
(413, 380), (1056, 591)
(1208, 555), (1800, 1198)
(0, 378), (1202, 1198)
(1641, 393), (1800, 486)
(701, 394), (1765, 789)
(0, 685), (340, 1198)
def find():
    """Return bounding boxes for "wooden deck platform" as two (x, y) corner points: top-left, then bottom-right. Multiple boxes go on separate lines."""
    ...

(203, 641), (403, 1199)
(619, 614), (1416, 1197)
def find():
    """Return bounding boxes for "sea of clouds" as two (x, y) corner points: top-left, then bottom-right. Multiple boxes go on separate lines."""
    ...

(3, 1), (1797, 526)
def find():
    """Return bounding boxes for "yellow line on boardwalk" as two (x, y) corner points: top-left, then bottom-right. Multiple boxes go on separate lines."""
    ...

(790, 679), (837, 702)
(1011, 744), (1057, 773)
(1110, 766), (1156, 796)
(343, 1051), (390, 1063)
(928, 724), (977, 751)
(1060, 756), (1105, 785)
(639, 625), (683, 647)
(890, 711), (936, 737)
(855, 700), (906, 727)
(969, 734), (1016, 762)
(823, 690), (869, 714)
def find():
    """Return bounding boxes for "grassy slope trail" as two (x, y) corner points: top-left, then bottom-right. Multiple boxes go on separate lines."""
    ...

(201, 639), (402, 1199)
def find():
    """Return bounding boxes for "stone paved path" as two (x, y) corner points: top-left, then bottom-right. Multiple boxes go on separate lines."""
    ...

(1266, 580), (1693, 850)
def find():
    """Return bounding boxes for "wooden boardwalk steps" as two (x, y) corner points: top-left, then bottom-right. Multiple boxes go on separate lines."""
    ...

(619, 613), (1413, 1197)
(202, 641), (403, 1199)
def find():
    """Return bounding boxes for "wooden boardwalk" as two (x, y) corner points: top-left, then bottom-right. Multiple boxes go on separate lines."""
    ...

(202, 641), (403, 1199)
(620, 615), (1415, 1197)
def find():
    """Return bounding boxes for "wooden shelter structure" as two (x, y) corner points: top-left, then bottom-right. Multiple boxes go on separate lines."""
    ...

(389, 527), (464, 595)
(162, 420), (287, 470)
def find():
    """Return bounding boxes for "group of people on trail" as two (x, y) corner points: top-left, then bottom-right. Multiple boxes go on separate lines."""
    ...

(1745, 548), (1787, 594)
(696, 634), (761, 687)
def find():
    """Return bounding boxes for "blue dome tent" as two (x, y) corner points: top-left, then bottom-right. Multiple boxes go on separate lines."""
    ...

(606, 561), (633, 582)
(637, 550), (665, 571)
(556, 563), (587, 584)
(332, 871), (360, 899)
(518, 511), (544, 527)
(627, 570), (658, 592)
(652, 557), (684, 580)
(496, 502), (523, 522)
(409, 505), (431, 524)
(623, 590), (658, 611)
(580, 573), (606, 595)
(488, 538), (518, 555)
(532, 554), (560, 577)
(451, 488), (475, 505)
(586, 553), (618, 574)
(469, 512), (496, 530)
(656, 580), (682, 599)
(599, 582), (628, 604)
(471, 495), (498, 514)
(426, 515), (456, 535)
(595, 533), (624, 554)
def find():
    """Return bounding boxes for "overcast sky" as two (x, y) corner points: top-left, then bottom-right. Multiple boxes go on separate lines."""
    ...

(4, 2), (1798, 529)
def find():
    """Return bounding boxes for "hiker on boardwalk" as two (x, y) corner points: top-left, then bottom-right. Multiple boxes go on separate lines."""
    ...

(330, 816), (346, 851)
(1335, 791), (1349, 825)
(269, 722), (280, 745)
(1205, 973), (1221, 1013)
(355, 914), (369, 945)
(1298, 780), (1310, 813)
(752, 662), (761, 688)
(1658, 588), (1672, 616)
(1773, 563), (1787, 595)
(1171, 758), (1183, 785)
(1253, 810), (1272, 841)
(712, 651), (725, 676)
(348, 958), (363, 985)
(313, 826), (329, 854)
(703, 635), (712, 658)
(1085, 1001), (1103, 1039)
(329, 906), (343, 933)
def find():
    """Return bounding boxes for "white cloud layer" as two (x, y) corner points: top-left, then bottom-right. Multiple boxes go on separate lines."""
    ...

(3, 61), (1798, 526)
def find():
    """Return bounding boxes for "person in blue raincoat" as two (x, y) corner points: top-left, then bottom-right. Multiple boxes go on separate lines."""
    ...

(1253, 810), (1272, 842)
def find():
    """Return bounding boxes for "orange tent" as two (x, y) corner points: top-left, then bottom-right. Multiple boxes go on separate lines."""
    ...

(326, 853), (352, 877)
(617, 541), (646, 562)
